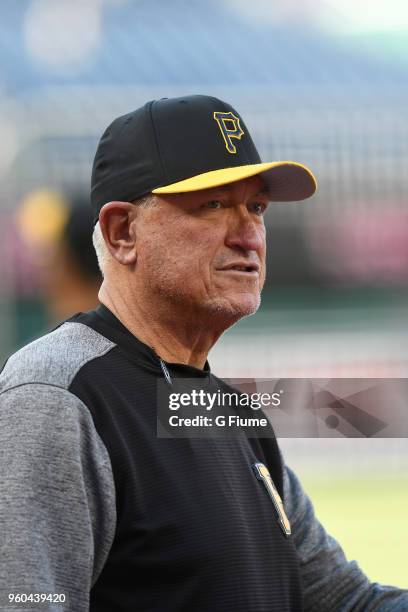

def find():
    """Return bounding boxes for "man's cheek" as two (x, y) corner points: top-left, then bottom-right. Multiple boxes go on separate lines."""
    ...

(258, 262), (266, 291)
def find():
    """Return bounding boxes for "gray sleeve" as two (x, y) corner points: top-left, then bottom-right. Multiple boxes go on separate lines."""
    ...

(283, 465), (408, 611)
(0, 384), (117, 612)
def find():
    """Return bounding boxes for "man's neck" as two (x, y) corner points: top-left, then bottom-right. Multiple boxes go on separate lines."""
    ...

(98, 285), (225, 369)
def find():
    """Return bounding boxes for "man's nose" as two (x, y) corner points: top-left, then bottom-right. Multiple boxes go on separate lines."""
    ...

(225, 210), (264, 252)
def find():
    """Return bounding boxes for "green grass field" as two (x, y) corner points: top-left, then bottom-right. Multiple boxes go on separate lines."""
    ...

(301, 474), (408, 588)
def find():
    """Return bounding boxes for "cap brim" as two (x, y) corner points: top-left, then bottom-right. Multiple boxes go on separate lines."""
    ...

(152, 161), (317, 201)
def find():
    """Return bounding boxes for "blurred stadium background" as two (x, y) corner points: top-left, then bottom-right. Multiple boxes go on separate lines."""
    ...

(0, 0), (407, 588)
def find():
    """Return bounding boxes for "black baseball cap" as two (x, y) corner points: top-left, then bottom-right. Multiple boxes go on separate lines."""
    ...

(91, 94), (316, 224)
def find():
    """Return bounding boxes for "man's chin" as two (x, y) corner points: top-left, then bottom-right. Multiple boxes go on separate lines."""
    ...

(205, 293), (261, 324)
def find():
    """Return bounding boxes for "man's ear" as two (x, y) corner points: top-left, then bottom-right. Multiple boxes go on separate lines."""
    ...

(98, 201), (138, 266)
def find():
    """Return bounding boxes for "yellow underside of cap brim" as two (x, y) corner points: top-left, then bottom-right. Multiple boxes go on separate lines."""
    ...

(152, 161), (317, 202)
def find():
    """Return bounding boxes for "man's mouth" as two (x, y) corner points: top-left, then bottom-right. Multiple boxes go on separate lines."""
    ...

(218, 262), (260, 274)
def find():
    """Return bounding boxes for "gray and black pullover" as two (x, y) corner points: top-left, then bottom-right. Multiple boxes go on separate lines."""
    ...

(1, 305), (407, 611)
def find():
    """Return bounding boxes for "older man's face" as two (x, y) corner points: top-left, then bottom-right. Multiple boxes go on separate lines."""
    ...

(135, 176), (269, 323)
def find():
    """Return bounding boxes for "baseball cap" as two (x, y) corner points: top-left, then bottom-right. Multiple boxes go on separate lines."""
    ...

(91, 94), (316, 224)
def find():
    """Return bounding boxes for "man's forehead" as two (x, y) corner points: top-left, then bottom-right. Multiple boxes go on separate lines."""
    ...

(153, 175), (271, 208)
(216, 182), (269, 195)
(195, 176), (269, 198)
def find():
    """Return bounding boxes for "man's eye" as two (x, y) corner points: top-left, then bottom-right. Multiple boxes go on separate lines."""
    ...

(203, 200), (222, 209)
(250, 202), (267, 215)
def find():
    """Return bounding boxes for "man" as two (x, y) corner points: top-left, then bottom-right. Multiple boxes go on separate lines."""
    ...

(0, 95), (406, 611)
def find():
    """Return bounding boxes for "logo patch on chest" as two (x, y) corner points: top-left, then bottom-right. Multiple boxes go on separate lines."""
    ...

(253, 462), (291, 536)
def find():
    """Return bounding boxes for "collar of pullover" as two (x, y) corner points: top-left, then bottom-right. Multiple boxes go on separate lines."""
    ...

(71, 303), (211, 380)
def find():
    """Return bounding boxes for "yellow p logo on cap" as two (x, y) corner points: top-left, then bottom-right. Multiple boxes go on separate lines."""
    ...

(213, 111), (244, 154)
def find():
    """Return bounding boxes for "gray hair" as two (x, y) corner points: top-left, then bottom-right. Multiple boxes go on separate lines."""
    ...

(92, 194), (155, 277)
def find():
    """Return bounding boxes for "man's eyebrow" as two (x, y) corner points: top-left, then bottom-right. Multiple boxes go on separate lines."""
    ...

(254, 187), (270, 197)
